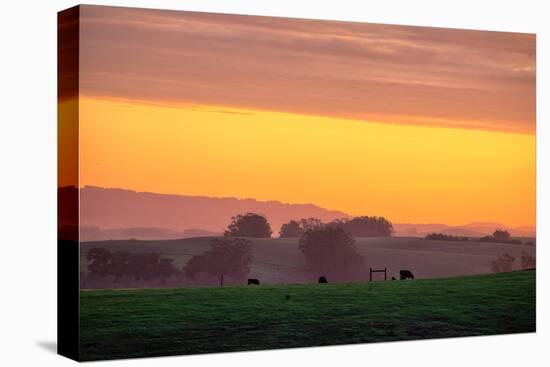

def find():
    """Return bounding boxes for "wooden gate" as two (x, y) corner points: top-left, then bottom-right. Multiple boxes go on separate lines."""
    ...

(369, 267), (387, 281)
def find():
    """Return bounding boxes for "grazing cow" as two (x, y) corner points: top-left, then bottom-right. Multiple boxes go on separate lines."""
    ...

(247, 278), (260, 285)
(399, 270), (414, 280)
(318, 276), (328, 283)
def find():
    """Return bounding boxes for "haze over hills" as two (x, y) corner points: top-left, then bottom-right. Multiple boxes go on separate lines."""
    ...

(80, 236), (536, 287)
(66, 186), (535, 241)
(77, 186), (350, 240)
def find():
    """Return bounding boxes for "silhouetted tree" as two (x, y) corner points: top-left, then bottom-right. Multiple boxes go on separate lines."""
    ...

(184, 237), (253, 286)
(493, 229), (511, 242)
(299, 218), (324, 232)
(157, 258), (178, 284)
(86, 248), (178, 283)
(278, 218), (323, 238)
(425, 233), (469, 241)
(132, 252), (162, 281)
(279, 220), (304, 238)
(520, 252), (536, 269)
(330, 216), (394, 237)
(224, 213), (272, 238)
(490, 253), (516, 272)
(87, 248), (112, 277)
(109, 251), (133, 281)
(480, 229), (517, 244)
(184, 253), (209, 279)
(298, 225), (365, 280)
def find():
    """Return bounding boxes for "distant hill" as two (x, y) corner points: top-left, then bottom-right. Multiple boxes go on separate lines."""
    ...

(80, 226), (222, 241)
(60, 186), (535, 241)
(74, 186), (350, 240)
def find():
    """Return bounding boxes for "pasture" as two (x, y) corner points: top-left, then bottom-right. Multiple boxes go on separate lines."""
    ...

(80, 236), (536, 286)
(79, 270), (535, 360)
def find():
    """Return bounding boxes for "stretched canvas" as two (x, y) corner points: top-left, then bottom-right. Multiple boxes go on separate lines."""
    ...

(58, 4), (536, 361)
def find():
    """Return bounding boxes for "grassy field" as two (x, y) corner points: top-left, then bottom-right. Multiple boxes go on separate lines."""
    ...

(79, 270), (535, 361)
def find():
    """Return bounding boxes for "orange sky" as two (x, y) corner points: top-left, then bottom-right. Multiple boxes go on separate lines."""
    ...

(75, 97), (535, 227)
(68, 6), (536, 227)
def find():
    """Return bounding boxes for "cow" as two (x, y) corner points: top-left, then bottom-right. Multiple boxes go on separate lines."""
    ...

(247, 278), (260, 285)
(318, 276), (328, 283)
(391, 277), (396, 280)
(399, 270), (414, 280)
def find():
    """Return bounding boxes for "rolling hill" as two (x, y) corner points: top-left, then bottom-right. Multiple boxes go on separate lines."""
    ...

(80, 236), (535, 287)
(76, 185), (349, 240)
(64, 186), (536, 241)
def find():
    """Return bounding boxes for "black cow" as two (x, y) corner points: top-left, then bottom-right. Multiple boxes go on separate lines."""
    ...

(247, 278), (260, 285)
(399, 270), (414, 280)
(318, 276), (328, 283)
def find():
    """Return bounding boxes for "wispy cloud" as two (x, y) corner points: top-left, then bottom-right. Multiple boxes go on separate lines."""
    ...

(74, 5), (535, 133)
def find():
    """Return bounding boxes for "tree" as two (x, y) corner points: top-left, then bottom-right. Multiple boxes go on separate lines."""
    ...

(330, 216), (394, 237)
(299, 218), (324, 232)
(520, 252), (536, 269)
(298, 225), (365, 280)
(493, 229), (511, 242)
(109, 251), (133, 282)
(157, 258), (178, 284)
(184, 253), (209, 279)
(480, 229), (514, 244)
(131, 252), (167, 282)
(224, 213), (272, 238)
(87, 248), (112, 277)
(86, 247), (178, 284)
(425, 233), (469, 242)
(279, 220), (303, 238)
(278, 218), (323, 238)
(184, 237), (253, 286)
(490, 253), (516, 272)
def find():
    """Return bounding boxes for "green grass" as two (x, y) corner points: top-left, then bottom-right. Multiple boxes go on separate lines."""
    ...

(79, 270), (535, 361)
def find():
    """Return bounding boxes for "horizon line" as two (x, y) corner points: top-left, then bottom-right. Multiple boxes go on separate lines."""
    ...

(61, 184), (536, 229)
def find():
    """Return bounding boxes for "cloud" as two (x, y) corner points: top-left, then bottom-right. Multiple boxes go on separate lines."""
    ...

(68, 5), (536, 133)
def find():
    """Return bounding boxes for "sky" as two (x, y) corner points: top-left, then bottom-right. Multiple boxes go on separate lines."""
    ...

(66, 5), (536, 227)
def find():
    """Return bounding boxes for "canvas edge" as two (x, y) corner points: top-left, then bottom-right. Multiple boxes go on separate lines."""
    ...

(57, 4), (81, 362)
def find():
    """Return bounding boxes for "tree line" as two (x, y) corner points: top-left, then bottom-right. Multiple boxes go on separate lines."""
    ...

(86, 248), (178, 284)
(479, 230), (523, 244)
(490, 252), (536, 273)
(425, 229), (533, 245)
(184, 213), (391, 284)
(424, 233), (469, 242)
(280, 216), (394, 238)
(223, 213), (394, 239)
(84, 212), (393, 287)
